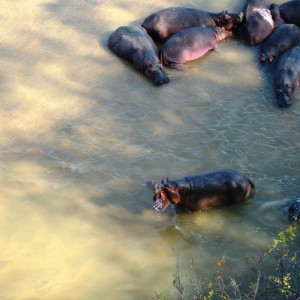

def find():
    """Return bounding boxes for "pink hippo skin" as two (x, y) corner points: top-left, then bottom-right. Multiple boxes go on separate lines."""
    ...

(161, 26), (232, 70)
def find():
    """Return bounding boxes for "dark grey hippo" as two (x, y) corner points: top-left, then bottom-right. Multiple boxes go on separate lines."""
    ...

(108, 26), (169, 85)
(141, 7), (243, 41)
(274, 44), (300, 107)
(288, 198), (300, 222)
(270, 3), (285, 26)
(279, 0), (300, 26)
(161, 26), (232, 70)
(260, 4), (300, 64)
(236, 0), (274, 45)
(149, 169), (255, 212)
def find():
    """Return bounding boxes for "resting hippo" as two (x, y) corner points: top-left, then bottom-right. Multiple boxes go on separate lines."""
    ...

(161, 26), (232, 70)
(236, 0), (274, 45)
(279, 0), (300, 26)
(149, 169), (255, 212)
(274, 44), (300, 107)
(260, 5), (300, 64)
(142, 7), (243, 41)
(270, 3), (285, 26)
(288, 198), (300, 222)
(108, 26), (169, 85)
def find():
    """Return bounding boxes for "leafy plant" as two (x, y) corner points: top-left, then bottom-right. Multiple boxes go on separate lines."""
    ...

(156, 226), (300, 300)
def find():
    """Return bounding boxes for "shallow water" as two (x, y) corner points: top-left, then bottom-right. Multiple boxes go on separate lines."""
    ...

(1, 0), (300, 299)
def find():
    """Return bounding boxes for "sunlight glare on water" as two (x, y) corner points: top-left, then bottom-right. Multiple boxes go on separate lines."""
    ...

(0, 0), (300, 299)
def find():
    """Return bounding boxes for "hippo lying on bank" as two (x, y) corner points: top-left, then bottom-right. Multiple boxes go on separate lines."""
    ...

(161, 26), (232, 70)
(279, 0), (300, 26)
(260, 4), (300, 64)
(142, 7), (243, 41)
(288, 198), (300, 222)
(274, 44), (300, 107)
(108, 26), (169, 85)
(236, 0), (274, 45)
(149, 169), (255, 212)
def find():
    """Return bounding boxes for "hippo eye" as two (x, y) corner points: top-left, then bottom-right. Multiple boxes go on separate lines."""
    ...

(147, 63), (153, 69)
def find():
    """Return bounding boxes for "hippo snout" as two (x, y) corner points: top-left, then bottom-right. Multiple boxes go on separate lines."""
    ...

(277, 93), (292, 108)
(153, 71), (170, 86)
(288, 199), (300, 222)
(260, 53), (275, 64)
(260, 54), (267, 64)
(145, 65), (169, 86)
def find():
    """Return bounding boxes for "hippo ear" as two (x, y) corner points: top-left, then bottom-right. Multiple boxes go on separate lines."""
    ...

(146, 180), (157, 192)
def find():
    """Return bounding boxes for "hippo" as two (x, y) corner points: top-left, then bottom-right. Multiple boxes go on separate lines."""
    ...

(235, 0), (274, 45)
(274, 44), (300, 107)
(141, 7), (244, 41)
(161, 26), (232, 70)
(260, 5), (300, 64)
(279, 0), (300, 26)
(108, 26), (169, 85)
(288, 198), (300, 222)
(270, 3), (285, 26)
(149, 169), (255, 212)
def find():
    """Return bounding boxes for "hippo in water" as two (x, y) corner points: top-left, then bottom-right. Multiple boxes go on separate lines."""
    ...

(108, 26), (169, 85)
(141, 7), (244, 41)
(161, 26), (232, 70)
(236, 0), (274, 45)
(279, 0), (300, 26)
(149, 169), (255, 212)
(260, 4), (300, 64)
(288, 198), (300, 222)
(274, 44), (300, 107)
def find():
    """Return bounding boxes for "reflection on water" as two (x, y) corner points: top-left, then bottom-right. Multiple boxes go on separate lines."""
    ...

(1, 0), (300, 298)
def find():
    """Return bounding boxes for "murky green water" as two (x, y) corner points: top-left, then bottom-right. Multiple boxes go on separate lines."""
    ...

(0, 0), (299, 299)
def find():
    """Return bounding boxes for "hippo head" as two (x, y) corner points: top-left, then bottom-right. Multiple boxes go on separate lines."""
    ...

(216, 14), (234, 30)
(270, 3), (280, 20)
(148, 180), (180, 211)
(144, 62), (169, 86)
(288, 199), (300, 222)
(275, 82), (293, 108)
(216, 11), (244, 30)
(270, 3), (284, 26)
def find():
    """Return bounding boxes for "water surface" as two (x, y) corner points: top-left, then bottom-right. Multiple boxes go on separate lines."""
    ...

(1, 0), (300, 299)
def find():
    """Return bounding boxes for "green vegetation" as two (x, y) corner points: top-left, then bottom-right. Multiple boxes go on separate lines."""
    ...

(156, 226), (300, 300)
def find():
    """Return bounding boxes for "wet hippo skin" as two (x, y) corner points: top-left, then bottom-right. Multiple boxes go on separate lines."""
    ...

(150, 169), (255, 212)
(142, 7), (243, 41)
(108, 25), (169, 85)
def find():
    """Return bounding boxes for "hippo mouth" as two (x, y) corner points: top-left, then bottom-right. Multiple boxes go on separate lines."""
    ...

(153, 193), (170, 212)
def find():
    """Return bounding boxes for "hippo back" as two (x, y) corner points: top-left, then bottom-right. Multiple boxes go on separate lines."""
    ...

(186, 169), (254, 205)
(279, 0), (300, 26)
(236, 0), (274, 45)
